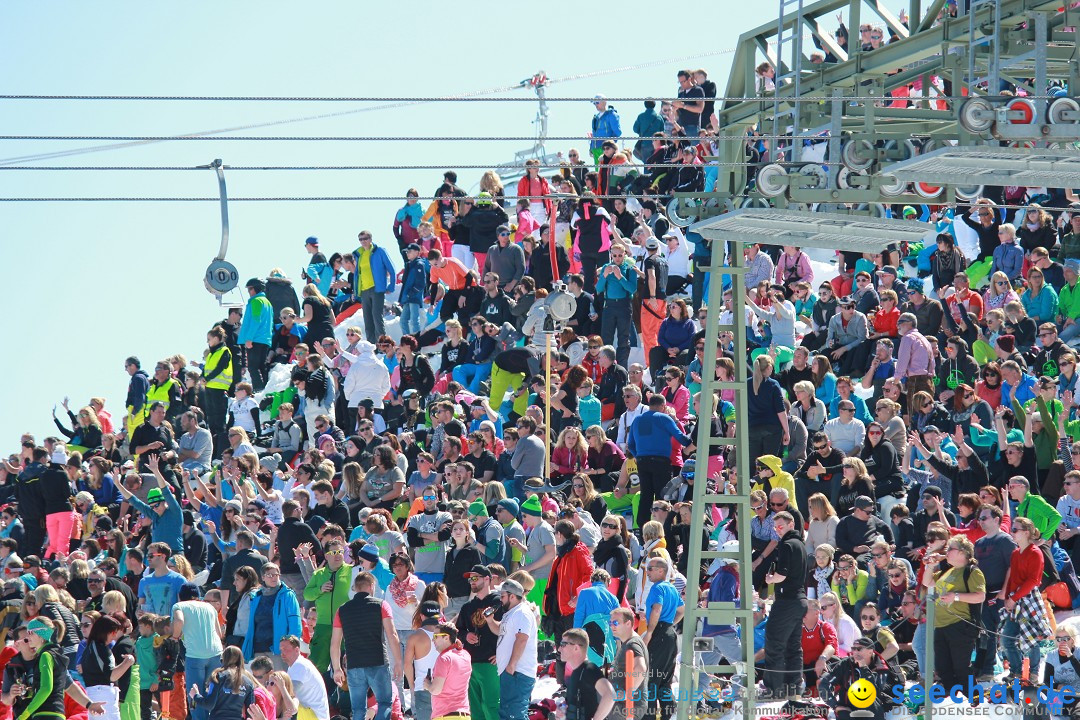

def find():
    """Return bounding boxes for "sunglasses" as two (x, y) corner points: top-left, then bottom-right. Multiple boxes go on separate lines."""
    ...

(860, 615), (877, 621)
(602, 523), (619, 530)
(325, 550), (344, 556)
(769, 502), (785, 508)
(433, 633), (450, 639)
(887, 573), (904, 579)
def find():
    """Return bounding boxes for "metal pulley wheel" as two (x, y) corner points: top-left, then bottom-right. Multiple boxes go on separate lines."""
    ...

(958, 97), (995, 133)
(841, 138), (875, 170)
(667, 197), (699, 228)
(954, 184), (984, 201)
(914, 182), (943, 199)
(815, 203), (845, 214)
(878, 175), (908, 197)
(755, 163), (788, 198)
(796, 163), (828, 190)
(741, 197), (771, 209)
(835, 167), (866, 190)
(1048, 97), (1080, 125)
(1005, 97), (1037, 124)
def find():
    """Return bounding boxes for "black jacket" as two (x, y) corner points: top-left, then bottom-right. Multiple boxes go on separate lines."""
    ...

(276, 517), (320, 575)
(528, 241), (571, 291)
(39, 464), (73, 516)
(444, 543), (483, 599)
(462, 205), (510, 253)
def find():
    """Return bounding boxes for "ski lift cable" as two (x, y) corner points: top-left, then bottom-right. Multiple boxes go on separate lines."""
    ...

(0, 48), (745, 167)
(0, 162), (773, 171)
(0, 197), (1050, 208)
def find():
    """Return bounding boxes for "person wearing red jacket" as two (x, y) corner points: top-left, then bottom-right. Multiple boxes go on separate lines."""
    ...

(516, 162), (553, 226)
(1000, 516), (1052, 680)
(544, 520), (595, 685)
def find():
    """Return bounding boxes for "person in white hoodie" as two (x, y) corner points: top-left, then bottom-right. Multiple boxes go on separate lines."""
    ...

(332, 340), (391, 433)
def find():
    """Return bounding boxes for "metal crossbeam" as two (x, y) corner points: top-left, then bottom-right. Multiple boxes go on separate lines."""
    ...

(883, 145), (1080, 185)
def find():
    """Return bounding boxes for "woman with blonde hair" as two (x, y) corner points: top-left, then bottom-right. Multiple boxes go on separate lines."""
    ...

(53, 403), (103, 453)
(551, 426), (588, 483)
(819, 590), (861, 656)
(481, 481), (507, 518)
(922, 534), (986, 697)
(101, 590), (127, 617)
(300, 283), (336, 348)
(168, 554), (195, 581)
(568, 473), (607, 524)
(748, 353), (789, 463)
(479, 170), (505, 200)
(835, 457), (874, 518)
(806, 493), (838, 556)
(985, 270), (1021, 315)
(267, 670), (298, 720)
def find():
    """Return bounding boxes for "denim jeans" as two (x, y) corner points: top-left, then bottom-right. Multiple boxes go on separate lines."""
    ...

(601, 296), (633, 368)
(453, 362), (493, 394)
(1061, 321), (1080, 345)
(361, 288), (386, 343)
(186, 655), (222, 720)
(1001, 617), (1043, 674)
(506, 476), (526, 503)
(348, 666), (394, 720)
(499, 671), (535, 720)
(401, 302), (424, 336)
(913, 622), (927, 678)
(396, 629), (415, 706)
(412, 689), (432, 720)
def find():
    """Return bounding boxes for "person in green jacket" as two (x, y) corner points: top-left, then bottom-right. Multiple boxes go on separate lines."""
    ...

(1013, 394), (1060, 473)
(302, 539), (353, 673)
(1007, 476), (1062, 541)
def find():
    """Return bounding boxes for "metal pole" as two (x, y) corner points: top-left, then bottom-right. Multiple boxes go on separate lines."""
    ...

(544, 333), (552, 480)
(924, 585), (936, 720)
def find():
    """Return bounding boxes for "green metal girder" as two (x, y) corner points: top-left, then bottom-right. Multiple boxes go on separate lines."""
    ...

(719, 0), (1073, 129)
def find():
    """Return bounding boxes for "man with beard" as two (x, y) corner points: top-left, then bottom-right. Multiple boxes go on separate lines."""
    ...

(455, 565), (502, 720)
(485, 579), (538, 720)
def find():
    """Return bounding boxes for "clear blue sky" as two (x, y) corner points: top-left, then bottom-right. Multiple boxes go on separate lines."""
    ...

(0, 1), (777, 446)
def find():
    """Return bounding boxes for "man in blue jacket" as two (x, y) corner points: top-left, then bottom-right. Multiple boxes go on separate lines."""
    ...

(626, 395), (692, 530)
(590, 96), (621, 163)
(238, 278), (275, 391)
(353, 231), (398, 343)
(243, 562), (302, 665)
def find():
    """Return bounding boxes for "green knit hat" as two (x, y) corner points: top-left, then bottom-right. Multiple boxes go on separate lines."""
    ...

(521, 495), (543, 517)
(468, 500), (488, 517)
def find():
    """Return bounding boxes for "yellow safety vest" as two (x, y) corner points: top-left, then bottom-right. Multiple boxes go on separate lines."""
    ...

(205, 345), (234, 390)
(146, 378), (178, 411)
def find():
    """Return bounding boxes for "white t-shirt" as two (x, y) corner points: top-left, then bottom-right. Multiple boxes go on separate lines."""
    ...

(496, 601), (538, 677)
(288, 656), (330, 720)
(1058, 494), (1080, 530)
(388, 578), (427, 631)
(228, 396), (260, 434)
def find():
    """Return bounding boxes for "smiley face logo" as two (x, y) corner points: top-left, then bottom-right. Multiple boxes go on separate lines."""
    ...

(847, 678), (877, 709)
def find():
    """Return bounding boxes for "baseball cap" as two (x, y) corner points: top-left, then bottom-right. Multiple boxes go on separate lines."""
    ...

(405, 243), (421, 253)
(852, 637), (876, 650)
(854, 496), (876, 511)
(500, 579), (525, 598)
(877, 266), (898, 278)
(305, 236), (319, 246)
(464, 565), (492, 579)
(646, 238), (660, 250)
(839, 295), (856, 307)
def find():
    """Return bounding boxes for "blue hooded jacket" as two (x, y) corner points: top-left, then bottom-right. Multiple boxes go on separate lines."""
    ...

(352, 244), (398, 294)
(400, 257), (431, 304)
(238, 292), (274, 346)
(242, 583), (302, 660)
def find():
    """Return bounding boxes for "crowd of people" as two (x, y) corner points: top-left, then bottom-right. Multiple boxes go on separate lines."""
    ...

(7, 55), (1080, 720)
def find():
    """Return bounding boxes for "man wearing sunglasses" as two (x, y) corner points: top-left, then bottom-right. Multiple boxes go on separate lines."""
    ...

(482, 226), (525, 296)
(304, 539), (354, 673)
(558, 628), (615, 720)
(455, 565), (501, 720)
(608, 606), (648, 720)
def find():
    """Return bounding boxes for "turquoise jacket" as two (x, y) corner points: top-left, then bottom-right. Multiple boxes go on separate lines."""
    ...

(595, 260), (638, 299)
(238, 292), (274, 346)
(242, 584), (302, 660)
